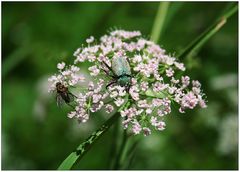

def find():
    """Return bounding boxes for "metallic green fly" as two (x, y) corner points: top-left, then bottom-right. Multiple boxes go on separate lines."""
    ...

(102, 56), (132, 91)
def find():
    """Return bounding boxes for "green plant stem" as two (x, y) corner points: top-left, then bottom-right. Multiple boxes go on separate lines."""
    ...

(111, 96), (130, 169)
(122, 139), (140, 169)
(107, 4), (171, 164)
(150, 2), (170, 43)
(58, 112), (120, 170)
(113, 129), (128, 169)
(108, 117), (120, 169)
(177, 4), (238, 60)
(109, 3), (171, 169)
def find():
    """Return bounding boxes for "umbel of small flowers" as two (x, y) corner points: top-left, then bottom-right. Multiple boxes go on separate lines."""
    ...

(48, 30), (207, 136)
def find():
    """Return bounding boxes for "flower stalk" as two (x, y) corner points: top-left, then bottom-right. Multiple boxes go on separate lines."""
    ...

(113, 130), (128, 169)
(151, 2), (170, 43)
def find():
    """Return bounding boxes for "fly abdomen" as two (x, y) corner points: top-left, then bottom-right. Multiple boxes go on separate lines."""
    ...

(61, 92), (71, 103)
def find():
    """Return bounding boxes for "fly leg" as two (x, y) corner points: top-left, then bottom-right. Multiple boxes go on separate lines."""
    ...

(126, 58), (134, 74)
(69, 92), (78, 99)
(106, 80), (117, 90)
(126, 84), (131, 92)
(66, 103), (75, 109)
(126, 57), (140, 78)
(126, 57), (131, 67)
(101, 61), (117, 78)
(101, 67), (116, 79)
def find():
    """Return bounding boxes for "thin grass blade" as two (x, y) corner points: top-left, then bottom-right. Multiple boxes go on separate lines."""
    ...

(177, 4), (238, 60)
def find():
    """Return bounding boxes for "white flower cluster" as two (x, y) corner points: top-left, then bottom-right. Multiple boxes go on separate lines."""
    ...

(48, 62), (85, 92)
(48, 30), (207, 136)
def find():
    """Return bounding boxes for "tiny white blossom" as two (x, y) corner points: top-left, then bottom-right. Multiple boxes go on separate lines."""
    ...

(86, 36), (94, 43)
(114, 98), (124, 107)
(129, 85), (140, 101)
(105, 104), (114, 113)
(146, 108), (152, 114)
(132, 121), (142, 134)
(89, 65), (100, 76)
(68, 111), (76, 118)
(157, 121), (166, 131)
(166, 68), (174, 77)
(57, 62), (65, 70)
(143, 127), (151, 136)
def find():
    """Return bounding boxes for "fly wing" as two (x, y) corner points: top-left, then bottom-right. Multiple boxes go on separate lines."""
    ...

(56, 94), (64, 108)
(68, 92), (77, 102)
(112, 57), (131, 76)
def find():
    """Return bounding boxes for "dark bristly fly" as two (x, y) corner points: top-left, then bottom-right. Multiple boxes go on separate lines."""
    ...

(55, 82), (77, 108)
(102, 57), (132, 91)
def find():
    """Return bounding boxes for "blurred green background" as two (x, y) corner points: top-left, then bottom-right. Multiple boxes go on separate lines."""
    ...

(2, 2), (238, 170)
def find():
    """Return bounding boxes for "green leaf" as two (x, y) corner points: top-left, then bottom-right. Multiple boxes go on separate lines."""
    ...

(177, 4), (238, 60)
(145, 89), (166, 99)
(57, 112), (120, 170)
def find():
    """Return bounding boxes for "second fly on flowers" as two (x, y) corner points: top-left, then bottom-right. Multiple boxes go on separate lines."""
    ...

(55, 82), (77, 108)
